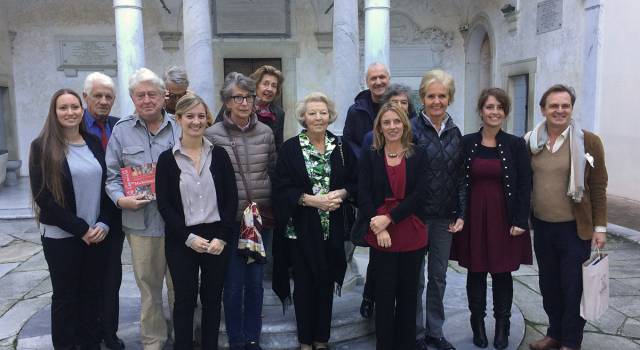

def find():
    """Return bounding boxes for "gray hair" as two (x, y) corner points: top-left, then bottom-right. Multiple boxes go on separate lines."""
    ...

(219, 72), (256, 102)
(294, 92), (338, 128)
(128, 68), (165, 96)
(381, 83), (416, 115)
(84, 72), (115, 96)
(366, 62), (390, 80)
(163, 65), (189, 87)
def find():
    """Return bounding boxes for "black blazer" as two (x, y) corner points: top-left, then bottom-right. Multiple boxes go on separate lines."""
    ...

(358, 147), (429, 224)
(155, 145), (238, 244)
(29, 134), (113, 237)
(461, 129), (532, 229)
(271, 132), (358, 304)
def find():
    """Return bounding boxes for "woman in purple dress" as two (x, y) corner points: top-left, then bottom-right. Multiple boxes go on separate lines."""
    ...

(452, 88), (532, 349)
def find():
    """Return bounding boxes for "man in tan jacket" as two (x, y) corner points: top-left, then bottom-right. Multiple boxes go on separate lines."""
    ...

(526, 84), (608, 350)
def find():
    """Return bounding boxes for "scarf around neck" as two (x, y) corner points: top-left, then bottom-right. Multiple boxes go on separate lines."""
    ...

(527, 119), (586, 202)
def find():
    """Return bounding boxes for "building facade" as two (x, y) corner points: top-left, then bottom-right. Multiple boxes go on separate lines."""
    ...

(0, 0), (638, 200)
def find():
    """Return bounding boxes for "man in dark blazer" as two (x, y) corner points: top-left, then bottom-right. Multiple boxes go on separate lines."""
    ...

(82, 72), (124, 350)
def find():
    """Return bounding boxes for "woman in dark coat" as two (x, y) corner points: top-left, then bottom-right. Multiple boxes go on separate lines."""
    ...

(272, 92), (357, 350)
(451, 88), (532, 349)
(29, 89), (113, 350)
(358, 103), (428, 350)
(156, 94), (238, 350)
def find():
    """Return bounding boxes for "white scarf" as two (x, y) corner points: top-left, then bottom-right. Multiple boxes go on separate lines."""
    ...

(526, 119), (586, 203)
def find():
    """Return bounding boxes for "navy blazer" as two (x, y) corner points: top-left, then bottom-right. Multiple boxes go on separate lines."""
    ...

(29, 134), (113, 237)
(461, 129), (532, 229)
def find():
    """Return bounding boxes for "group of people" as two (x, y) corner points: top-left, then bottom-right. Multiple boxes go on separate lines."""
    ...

(29, 61), (607, 350)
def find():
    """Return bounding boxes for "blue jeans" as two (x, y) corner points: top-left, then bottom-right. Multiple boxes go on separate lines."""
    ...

(223, 224), (267, 346)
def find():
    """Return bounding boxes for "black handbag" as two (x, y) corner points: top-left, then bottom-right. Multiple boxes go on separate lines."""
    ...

(336, 137), (367, 246)
(336, 137), (357, 241)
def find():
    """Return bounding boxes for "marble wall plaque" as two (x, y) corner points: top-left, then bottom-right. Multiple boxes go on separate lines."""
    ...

(536, 0), (563, 34)
(56, 36), (117, 77)
(213, 0), (290, 37)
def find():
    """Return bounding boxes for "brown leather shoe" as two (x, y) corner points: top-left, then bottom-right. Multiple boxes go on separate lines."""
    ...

(529, 336), (561, 350)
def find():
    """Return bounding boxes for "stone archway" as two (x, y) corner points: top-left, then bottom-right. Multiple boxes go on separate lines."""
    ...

(464, 15), (494, 133)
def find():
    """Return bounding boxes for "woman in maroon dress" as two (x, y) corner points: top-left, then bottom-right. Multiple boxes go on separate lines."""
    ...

(452, 88), (532, 349)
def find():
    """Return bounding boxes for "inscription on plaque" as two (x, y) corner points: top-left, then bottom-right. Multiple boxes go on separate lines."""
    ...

(537, 0), (563, 34)
(57, 37), (117, 77)
(213, 0), (290, 37)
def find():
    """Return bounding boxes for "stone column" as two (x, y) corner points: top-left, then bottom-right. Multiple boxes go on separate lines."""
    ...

(364, 0), (390, 75)
(581, 0), (603, 131)
(331, 0), (360, 134)
(113, 0), (145, 117)
(183, 0), (216, 111)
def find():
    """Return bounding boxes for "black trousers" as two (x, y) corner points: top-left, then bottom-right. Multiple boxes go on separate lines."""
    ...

(289, 239), (334, 345)
(362, 248), (376, 301)
(466, 272), (513, 320)
(532, 217), (591, 349)
(42, 236), (106, 350)
(165, 225), (230, 350)
(98, 221), (124, 340)
(371, 248), (424, 350)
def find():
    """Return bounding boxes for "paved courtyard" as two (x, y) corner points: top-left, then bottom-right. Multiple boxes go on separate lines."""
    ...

(1, 178), (640, 349)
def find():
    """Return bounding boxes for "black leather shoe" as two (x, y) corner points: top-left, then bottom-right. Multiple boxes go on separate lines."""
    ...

(103, 335), (125, 350)
(470, 317), (488, 348)
(416, 337), (429, 350)
(245, 342), (263, 350)
(359, 297), (374, 319)
(424, 335), (456, 350)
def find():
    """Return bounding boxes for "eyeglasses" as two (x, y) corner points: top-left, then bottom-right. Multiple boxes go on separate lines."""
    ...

(166, 91), (187, 100)
(230, 95), (256, 104)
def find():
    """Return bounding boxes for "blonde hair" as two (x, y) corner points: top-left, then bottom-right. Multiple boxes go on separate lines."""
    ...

(175, 93), (214, 127)
(372, 103), (414, 157)
(294, 92), (338, 128)
(419, 69), (456, 104)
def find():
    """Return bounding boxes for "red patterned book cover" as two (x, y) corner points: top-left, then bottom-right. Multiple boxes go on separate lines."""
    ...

(120, 163), (156, 200)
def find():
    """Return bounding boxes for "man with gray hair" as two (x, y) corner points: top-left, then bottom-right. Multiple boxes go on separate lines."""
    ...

(106, 67), (179, 350)
(163, 65), (189, 114)
(82, 72), (125, 350)
(343, 62), (390, 158)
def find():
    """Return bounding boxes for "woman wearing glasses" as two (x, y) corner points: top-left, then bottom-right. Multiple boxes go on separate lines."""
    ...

(205, 72), (277, 350)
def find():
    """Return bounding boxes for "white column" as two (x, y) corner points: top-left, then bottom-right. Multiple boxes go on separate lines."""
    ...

(113, 0), (145, 117)
(364, 0), (390, 77)
(581, 0), (603, 132)
(331, 0), (360, 134)
(183, 0), (216, 111)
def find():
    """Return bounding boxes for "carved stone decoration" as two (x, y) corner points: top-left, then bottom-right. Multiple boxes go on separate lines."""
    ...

(314, 32), (333, 53)
(159, 31), (182, 51)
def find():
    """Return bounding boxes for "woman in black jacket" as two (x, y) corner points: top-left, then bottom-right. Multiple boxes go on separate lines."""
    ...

(358, 103), (428, 350)
(29, 89), (113, 350)
(451, 88), (532, 349)
(272, 92), (357, 350)
(156, 94), (238, 350)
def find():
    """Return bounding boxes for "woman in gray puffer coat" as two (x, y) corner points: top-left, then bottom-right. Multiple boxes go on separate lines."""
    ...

(205, 72), (276, 350)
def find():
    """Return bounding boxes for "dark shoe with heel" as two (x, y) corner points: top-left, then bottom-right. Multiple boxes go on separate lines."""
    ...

(493, 318), (510, 349)
(470, 317), (488, 348)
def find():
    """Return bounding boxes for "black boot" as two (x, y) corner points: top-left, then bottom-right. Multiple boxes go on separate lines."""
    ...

(467, 272), (488, 348)
(491, 273), (513, 350)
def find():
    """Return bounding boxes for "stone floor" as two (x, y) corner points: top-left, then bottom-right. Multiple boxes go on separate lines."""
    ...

(2, 178), (640, 349)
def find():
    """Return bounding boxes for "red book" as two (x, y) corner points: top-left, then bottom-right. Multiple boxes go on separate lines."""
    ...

(120, 163), (157, 200)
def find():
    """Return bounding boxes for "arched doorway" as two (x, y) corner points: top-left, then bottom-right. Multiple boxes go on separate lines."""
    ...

(464, 16), (494, 133)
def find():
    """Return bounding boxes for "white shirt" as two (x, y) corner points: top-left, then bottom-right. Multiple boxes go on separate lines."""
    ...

(546, 125), (571, 153)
